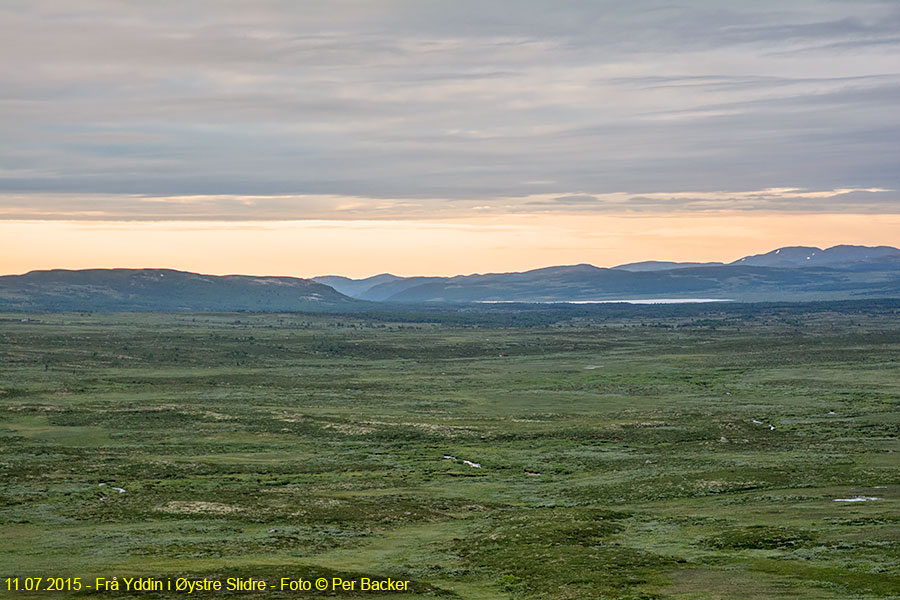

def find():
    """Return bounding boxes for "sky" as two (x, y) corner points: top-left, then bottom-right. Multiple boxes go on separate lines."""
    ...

(2, 0), (899, 277)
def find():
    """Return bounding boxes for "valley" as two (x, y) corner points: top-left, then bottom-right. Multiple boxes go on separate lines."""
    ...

(1, 305), (898, 598)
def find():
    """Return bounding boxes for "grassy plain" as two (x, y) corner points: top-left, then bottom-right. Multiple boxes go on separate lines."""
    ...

(1, 306), (899, 599)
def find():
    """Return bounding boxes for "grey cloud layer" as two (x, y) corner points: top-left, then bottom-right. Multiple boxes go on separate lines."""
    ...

(2, 0), (899, 218)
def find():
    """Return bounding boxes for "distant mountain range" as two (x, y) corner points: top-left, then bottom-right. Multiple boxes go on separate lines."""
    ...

(313, 244), (900, 304)
(2, 245), (899, 311)
(730, 244), (900, 268)
(610, 245), (900, 271)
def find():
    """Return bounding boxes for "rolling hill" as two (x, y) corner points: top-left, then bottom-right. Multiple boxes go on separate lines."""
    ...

(0, 269), (363, 312)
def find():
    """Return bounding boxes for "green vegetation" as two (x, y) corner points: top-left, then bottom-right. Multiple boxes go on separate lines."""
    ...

(1, 307), (898, 599)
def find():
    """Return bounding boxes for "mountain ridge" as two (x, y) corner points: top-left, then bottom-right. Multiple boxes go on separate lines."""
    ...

(0, 268), (362, 312)
(729, 244), (900, 267)
(3, 244), (900, 311)
(312, 244), (900, 302)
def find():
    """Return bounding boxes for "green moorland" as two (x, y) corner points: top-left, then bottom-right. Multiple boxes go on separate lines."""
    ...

(1, 306), (898, 599)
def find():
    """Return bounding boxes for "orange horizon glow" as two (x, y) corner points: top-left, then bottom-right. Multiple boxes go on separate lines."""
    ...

(3, 212), (899, 279)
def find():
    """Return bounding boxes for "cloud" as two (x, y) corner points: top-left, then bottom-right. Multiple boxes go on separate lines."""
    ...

(550, 195), (600, 205)
(1, 187), (896, 221)
(1, 1), (899, 219)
